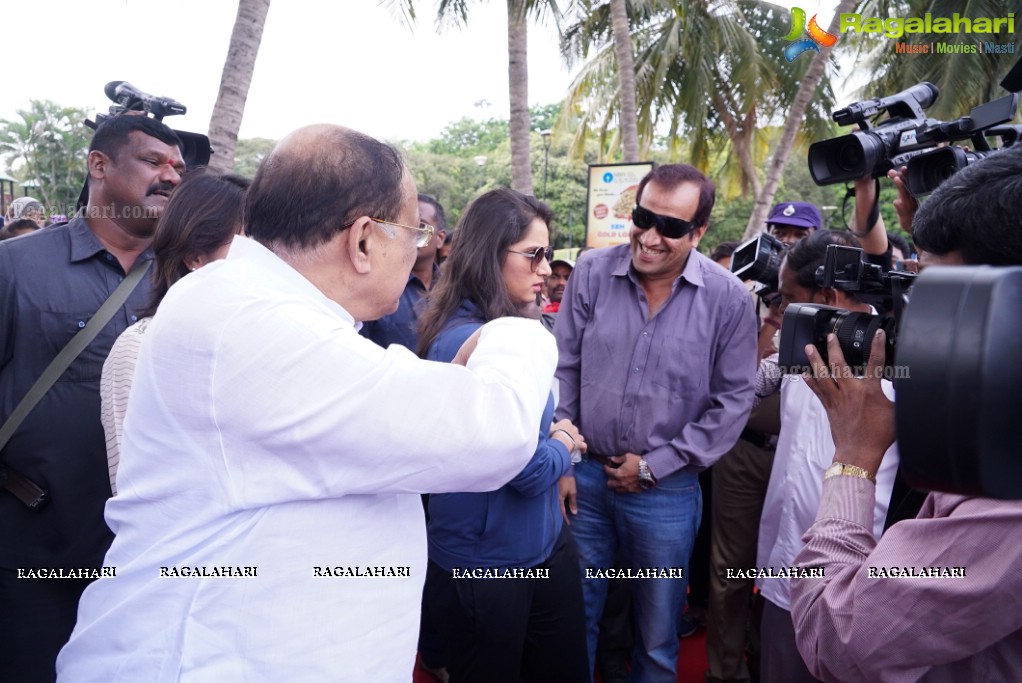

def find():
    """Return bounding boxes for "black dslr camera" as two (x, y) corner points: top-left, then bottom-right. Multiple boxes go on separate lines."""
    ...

(780, 264), (1022, 499)
(778, 245), (916, 376)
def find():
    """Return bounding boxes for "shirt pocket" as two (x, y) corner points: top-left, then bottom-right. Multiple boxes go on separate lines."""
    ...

(38, 310), (106, 382)
(652, 334), (710, 398)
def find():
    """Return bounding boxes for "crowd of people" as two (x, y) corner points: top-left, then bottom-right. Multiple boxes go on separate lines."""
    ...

(0, 110), (1020, 683)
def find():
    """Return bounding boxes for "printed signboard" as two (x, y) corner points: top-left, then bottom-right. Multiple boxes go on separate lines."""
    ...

(584, 162), (654, 249)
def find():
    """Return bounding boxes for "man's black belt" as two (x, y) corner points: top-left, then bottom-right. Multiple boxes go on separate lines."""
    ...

(740, 428), (777, 450)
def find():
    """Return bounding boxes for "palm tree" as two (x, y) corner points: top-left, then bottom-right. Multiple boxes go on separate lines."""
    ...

(743, 0), (856, 239)
(392, 0), (562, 195)
(609, 0), (640, 162)
(507, 1), (535, 193)
(207, 0), (272, 173)
(561, 1), (779, 194)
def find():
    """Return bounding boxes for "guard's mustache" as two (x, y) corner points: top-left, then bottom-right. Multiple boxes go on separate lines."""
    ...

(147, 182), (175, 196)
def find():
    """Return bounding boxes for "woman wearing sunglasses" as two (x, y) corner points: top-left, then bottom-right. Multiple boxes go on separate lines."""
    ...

(416, 188), (590, 683)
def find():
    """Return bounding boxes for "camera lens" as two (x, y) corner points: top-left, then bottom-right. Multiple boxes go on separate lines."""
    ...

(809, 133), (883, 185)
(815, 310), (897, 377)
(837, 141), (864, 173)
(832, 311), (887, 368)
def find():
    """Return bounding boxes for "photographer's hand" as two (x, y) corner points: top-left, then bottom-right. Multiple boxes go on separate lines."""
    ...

(887, 166), (918, 236)
(803, 330), (895, 476)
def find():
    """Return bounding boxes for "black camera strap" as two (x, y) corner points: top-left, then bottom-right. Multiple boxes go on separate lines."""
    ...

(0, 258), (152, 509)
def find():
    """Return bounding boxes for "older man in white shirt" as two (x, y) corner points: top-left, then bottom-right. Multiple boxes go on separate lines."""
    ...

(56, 125), (556, 682)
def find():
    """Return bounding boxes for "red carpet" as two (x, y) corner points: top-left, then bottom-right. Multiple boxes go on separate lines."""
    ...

(413, 631), (710, 682)
(677, 630), (710, 682)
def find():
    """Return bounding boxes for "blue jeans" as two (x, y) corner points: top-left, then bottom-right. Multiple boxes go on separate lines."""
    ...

(571, 458), (702, 683)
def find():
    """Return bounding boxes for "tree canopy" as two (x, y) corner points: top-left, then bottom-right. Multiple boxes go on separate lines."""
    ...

(0, 100), (91, 216)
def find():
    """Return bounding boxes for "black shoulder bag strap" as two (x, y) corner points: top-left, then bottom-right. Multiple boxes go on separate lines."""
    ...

(0, 258), (152, 509)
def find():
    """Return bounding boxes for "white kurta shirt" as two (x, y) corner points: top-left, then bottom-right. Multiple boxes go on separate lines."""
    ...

(756, 374), (899, 612)
(57, 236), (556, 682)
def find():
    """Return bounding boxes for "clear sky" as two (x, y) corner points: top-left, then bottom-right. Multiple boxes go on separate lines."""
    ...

(2, 0), (574, 147)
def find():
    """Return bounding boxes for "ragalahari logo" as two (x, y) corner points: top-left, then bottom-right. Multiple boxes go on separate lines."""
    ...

(783, 7), (838, 62)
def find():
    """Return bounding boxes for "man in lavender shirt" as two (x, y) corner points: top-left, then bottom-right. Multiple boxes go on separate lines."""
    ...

(791, 146), (1022, 682)
(554, 163), (757, 682)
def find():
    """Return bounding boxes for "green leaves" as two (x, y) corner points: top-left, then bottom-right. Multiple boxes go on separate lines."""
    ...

(0, 100), (91, 216)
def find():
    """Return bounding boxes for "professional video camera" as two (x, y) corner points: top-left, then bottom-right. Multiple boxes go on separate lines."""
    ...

(89, 81), (212, 169)
(777, 244), (916, 376)
(104, 80), (187, 120)
(808, 84), (1019, 192)
(905, 124), (1022, 196)
(730, 232), (786, 303)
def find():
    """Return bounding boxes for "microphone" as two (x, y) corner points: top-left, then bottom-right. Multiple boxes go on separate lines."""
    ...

(104, 81), (187, 118)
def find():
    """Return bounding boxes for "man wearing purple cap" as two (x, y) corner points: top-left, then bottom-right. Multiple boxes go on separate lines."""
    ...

(766, 201), (822, 246)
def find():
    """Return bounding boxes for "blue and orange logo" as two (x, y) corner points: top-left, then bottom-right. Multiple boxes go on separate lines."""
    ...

(783, 7), (838, 62)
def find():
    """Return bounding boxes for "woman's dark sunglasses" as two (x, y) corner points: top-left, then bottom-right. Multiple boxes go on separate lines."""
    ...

(631, 205), (698, 239)
(507, 246), (555, 272)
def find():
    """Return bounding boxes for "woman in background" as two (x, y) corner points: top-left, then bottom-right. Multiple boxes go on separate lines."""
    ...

(415, 188), (589, 683)
(4, 197), (46, 227)
(101, 170), (249, 494)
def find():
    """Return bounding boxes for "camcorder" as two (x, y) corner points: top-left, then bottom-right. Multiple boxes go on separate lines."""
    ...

(75, 81), (214, 212)
(730, 232), (786, 304)
(778, 244), (916, 377)
(808, 79), (1021, 196)
(93, 81), (212, 169)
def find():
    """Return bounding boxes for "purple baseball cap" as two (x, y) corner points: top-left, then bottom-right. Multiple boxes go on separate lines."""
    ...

(767, 202), (822, 231)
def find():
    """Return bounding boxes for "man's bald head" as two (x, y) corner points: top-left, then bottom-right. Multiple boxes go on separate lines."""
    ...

(245, 124), (407, 250)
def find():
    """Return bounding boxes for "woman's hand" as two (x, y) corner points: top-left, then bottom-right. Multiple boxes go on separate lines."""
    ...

(550, 419), (586, 455)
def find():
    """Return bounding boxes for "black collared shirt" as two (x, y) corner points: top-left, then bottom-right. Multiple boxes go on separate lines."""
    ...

(360, 264), (441, 351)
(0, 218), (154, 567)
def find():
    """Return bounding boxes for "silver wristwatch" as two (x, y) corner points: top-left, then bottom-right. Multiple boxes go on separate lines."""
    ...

(638, 457), (657, 490)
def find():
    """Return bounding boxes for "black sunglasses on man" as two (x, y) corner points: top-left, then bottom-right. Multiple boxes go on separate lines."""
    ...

(631, 205), (700, 239)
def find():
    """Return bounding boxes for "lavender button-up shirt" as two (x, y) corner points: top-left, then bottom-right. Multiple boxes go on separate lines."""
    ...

(553, 244), (757, 480)
(792, 476), (1022, 682)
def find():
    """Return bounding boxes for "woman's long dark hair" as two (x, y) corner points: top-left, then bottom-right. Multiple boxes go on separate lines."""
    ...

(416, 188), (551, 358)
(139, 170), (250, 318)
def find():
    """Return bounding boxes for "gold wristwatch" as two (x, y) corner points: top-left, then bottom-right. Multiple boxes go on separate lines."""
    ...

(824, 462), (877, 484)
